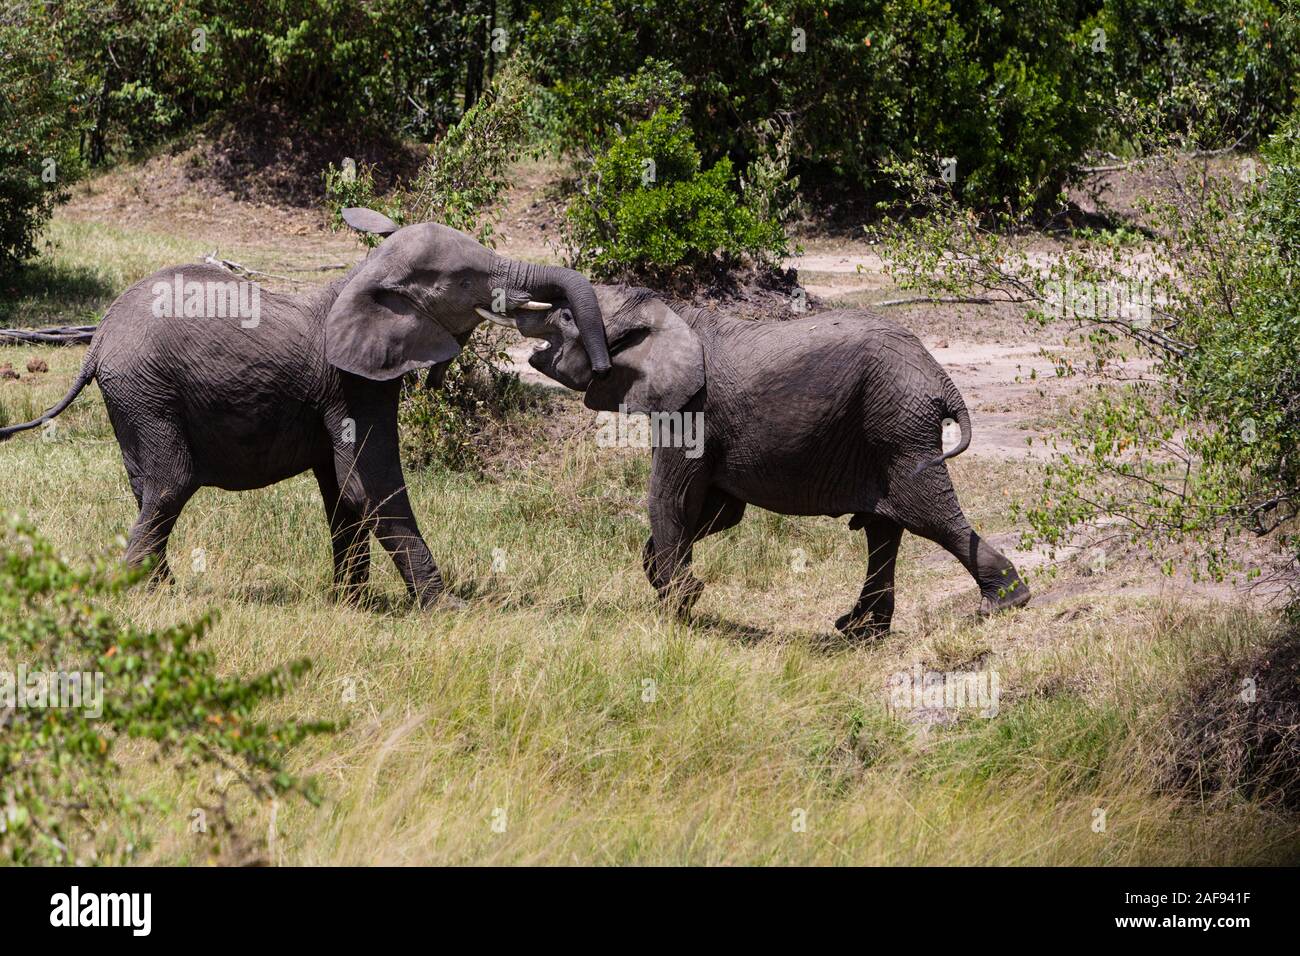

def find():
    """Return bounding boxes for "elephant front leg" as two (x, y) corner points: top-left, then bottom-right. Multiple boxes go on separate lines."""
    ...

(330, 409), (453, 610)
(645, 458), (712, 617)
(643, 487), (745, 612)
(369, 487), (451, 610)
(314, 464), (371, 602)
(837, 513), (903, 639)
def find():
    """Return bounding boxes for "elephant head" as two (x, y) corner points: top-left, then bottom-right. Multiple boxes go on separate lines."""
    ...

(514, 286), (704, 413)
(327, 207), (610, 379)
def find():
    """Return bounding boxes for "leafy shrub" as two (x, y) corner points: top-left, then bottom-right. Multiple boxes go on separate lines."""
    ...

(389, 61), (534, 471)
(565, 106), (790, 281)
(545, 58), (691, 156)
(1096, 0), (1299, 149)
(872, 108), (1300, 583)
(0, 519), (333, 864)
(324, 160), (405, 248)
(406, 57), (536, 246)
(398, 332), (526, 473)
(40, 0), (204, 164)
(528, 0), (1111, 211)
(0, 7), (83, 275)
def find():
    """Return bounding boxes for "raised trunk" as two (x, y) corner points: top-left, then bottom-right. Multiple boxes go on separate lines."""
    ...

(492, 258), (611, 373)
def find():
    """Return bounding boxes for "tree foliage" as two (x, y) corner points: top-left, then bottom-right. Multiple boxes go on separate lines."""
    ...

(871, 104), (1300, 582)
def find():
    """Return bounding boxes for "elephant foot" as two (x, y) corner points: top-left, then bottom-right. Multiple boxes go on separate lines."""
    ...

(331, 583), (369, 607)
(416, 587), (466, 611)
(978, 577), (1031, 616)
(659, 575), (705, 619)
(437, 593), (469, 611)
(138, 557), (174, 588)
(835, 608), (891, 640)
(410, 581), (466, 612)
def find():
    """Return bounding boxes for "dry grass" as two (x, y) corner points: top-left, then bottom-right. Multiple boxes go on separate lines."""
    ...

(2, 197), (1297, 866)
(2, 340), (1298, 865)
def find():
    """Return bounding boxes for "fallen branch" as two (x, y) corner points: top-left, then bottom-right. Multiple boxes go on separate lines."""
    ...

(874, 296), (1013, 308)
(0, 325), (96, 345)
(201, 252), (293, 283)
(281, 262), (350, 273)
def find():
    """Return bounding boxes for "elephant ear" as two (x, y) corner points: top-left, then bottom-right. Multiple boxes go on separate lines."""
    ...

(584, 298), (704, 414)
(341, 207), (399, 236)
(325, 234), (460, 381)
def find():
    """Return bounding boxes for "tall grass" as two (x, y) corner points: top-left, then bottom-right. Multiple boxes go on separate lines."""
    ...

(1, 343), (1297, 864)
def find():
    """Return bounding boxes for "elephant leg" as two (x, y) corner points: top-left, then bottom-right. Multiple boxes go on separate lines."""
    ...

(332, 378), (451, 610)
(645, 450), (714, 615)
(888, 463), (1030, 613)
(126, 486), (195, 583)
(119, 418), (196, 584)
(369, 487), (446, 609)
(313, 462), (371, 601)
(837, 513), (904, 638)
(643, 487), (745, 591)
(333, 447), (448, 611)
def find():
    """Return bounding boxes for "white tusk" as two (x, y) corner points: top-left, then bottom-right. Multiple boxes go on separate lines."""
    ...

(475, 307), (516, 328)
(518, 300), (552, 311)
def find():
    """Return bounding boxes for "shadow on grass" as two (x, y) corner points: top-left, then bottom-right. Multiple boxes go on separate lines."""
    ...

(0, 259), (114, 328)
(689, 610), (893, 655)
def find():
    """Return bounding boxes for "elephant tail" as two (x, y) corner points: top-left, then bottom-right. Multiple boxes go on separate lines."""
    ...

(910, 371), (971, 476)
(0, 337), (99, 442)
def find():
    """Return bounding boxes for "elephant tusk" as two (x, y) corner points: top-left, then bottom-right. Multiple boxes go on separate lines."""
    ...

(518, 300), (552, 311)
(475, 307), (516, 328)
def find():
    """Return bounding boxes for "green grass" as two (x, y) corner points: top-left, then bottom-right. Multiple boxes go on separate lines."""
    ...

(1, 338), (1297, 865)
(0, 219), (204, 327)
(1, 215), (353, 327)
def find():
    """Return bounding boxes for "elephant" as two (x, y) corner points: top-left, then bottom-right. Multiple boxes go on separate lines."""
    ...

(511, 285), (1030, 637)
(0, 209), (610, 608)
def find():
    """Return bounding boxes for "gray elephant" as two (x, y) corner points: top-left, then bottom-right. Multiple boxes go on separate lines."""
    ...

(0, 209), (610, 608)
(512, 285), (1030, 636)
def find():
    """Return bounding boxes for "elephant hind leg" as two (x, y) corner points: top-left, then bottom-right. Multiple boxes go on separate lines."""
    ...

(837, 513), (903, 639)
(126, 482), (196, 583)
(120, 419), (197, 584)
(885, 463), (1030, 613)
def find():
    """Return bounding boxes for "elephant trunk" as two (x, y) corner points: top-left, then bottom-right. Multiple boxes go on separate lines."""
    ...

(493, 258), (610, 373)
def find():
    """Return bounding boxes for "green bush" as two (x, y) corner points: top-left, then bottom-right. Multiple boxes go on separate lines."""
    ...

(1096, 0), (1299, 149)
(406, 57), (536, 245)
(395, 61), (533, 472)
(565, 106), (790, 281)
(0, 8), (83, 275)
(1019, 119), (1300, 574)
(28, 0), (512, 171)
(41, 0), (205, 164)
(545, 57), (690, 156)
(528, 0), (1111, 211)
(324, 160), (405, 248)
(872, 108), (1300, 581)
(0, 519), (333, 864)
(398, 334), (527, 474)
